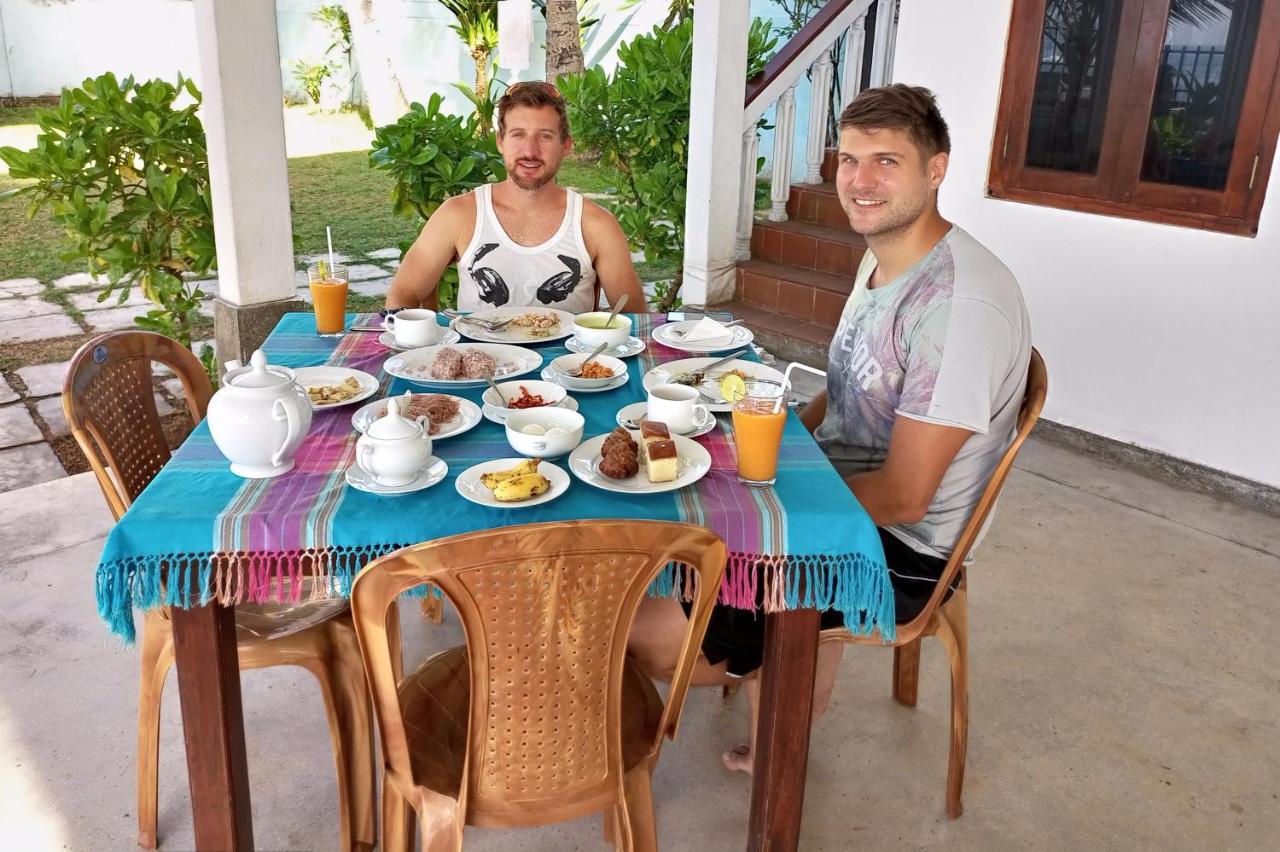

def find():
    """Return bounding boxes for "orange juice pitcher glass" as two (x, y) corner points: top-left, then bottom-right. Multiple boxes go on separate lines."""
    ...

(732, 379), (789, 487)
(308, 262), (349, 337)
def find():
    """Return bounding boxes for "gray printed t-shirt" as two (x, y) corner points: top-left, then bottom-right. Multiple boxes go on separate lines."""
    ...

(814, 225), (1031, 559)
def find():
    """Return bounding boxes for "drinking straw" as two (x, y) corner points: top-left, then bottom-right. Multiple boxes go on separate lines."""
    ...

(326, 226), (336, 274)
(781, 362), (826, 414)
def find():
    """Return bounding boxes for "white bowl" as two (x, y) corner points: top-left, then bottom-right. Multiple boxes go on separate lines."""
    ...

(505, 408), (585, 457)
(571, 312), (633, 349)
(481, 379), (568, 418)
(549, 353), (627, 389)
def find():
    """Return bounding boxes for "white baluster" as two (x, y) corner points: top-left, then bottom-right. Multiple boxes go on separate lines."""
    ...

(768, 86), (797, 222)
(870, 0), (895, 88)
(842, 14), (867, 109)
(804, 52), (835, 184)
(736, 128), (761, 260)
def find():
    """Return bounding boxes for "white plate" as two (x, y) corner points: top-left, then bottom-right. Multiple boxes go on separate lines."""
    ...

(345, 456), (448, 495)
(539, 365), (628, 393)
(294, 367), (380, 410)
(568, 432), (712, 494)
(614, 401), (718, 438)
(652, 321), (755, 353)
(455, 458), (571, 508)
(451, 306), (577, 344)
(641, 358), (786, 413)
(564, 335), (646, 358)
(350, 393), (482, 440)
(482, 395), (579, 425)
(377, 328), (461, 351)
(385, 343), (543, 387)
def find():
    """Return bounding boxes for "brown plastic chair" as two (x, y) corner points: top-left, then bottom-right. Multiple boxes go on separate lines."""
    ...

(350, 520), (728, 852)
(63, 331), (376, 850)
(820, 347), (1047, 819)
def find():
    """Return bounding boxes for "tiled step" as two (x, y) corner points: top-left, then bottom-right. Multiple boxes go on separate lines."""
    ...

(735, 259), (853, 326)
(750, 219), (867, 275)
(719, 300), (832, 370)
(784, 182), (847, 229)
(821, 147), (839, 183)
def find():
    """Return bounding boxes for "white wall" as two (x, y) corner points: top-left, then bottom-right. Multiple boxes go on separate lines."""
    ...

(893, 0), (1280, 488)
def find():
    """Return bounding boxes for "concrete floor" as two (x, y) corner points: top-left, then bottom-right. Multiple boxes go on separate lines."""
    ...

(1, 438), (1278, 851)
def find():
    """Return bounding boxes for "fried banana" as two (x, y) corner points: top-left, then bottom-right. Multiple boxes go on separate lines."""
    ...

(479, 458), (541, 489)
(493, 472), (552, 502)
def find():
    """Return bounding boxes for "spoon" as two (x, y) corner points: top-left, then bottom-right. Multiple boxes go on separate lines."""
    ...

(483, 370), (507, 406)
(603, 293), (628, 332)
(565, 341), (610, 377)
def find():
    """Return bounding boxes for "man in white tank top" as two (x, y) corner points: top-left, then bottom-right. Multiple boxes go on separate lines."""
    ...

(386, 81), (644, 313)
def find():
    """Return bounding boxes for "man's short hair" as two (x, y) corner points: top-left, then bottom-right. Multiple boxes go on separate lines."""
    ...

(838, 84), (951, 157)
(496, 81), (571, 140)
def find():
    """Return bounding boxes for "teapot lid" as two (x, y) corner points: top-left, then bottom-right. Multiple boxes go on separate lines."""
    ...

(227, 351), (290, 389)
(366, 394), (423, 439)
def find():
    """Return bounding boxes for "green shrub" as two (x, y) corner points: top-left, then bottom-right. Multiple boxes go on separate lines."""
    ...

(368, 93), (506, 308)
(292, 60), (334, 106)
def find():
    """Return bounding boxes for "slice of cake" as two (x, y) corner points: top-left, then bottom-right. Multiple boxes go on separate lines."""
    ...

(639, 420), (670, 465)
(646, 438), (679, 483)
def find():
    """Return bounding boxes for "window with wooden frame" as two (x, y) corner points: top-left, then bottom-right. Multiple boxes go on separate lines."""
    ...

(988, 0), (1280, 236)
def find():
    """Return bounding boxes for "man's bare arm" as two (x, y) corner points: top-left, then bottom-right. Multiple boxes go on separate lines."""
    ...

(847, 416), (973, 526)
(385, 195), (472, 309)
(800, 390), (827, 434)
(582, 201), (645, 308)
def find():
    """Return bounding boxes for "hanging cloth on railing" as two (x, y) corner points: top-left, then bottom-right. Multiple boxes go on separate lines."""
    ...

(498, 0), (534, 72)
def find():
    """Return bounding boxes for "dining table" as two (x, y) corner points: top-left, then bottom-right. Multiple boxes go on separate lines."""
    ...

(94, 311), (894, 851)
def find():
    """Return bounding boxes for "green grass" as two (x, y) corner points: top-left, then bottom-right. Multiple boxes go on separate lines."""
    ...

(0, 102), (55, 128)
(557, 157), (626, 195)
(0, 177), (85, 282)
(288, 151), (421, 260)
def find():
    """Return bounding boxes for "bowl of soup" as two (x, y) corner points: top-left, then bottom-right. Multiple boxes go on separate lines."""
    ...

(571, 311), (633, 349)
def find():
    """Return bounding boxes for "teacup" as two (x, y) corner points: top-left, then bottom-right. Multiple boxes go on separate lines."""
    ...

(384, 309), (440, 348)
(646, 383), (711, 434)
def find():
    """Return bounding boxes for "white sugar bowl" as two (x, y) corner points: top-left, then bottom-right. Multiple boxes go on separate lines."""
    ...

(354, 397), (433, 487)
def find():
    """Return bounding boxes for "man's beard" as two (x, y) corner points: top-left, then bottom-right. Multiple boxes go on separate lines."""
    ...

(510, 159), (556, 190)
(842, 192), (929, 239)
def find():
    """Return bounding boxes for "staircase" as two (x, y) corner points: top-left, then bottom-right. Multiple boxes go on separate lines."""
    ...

(724, 149), (865, 368)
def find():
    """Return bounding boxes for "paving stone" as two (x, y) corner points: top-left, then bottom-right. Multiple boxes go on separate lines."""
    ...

(367, 247), (402, 260)
(52, 272), (108, 290)
(384, 259), (400, 270)
(33, 396), (68, 438)
(0, 297), (61, 321)
(69, 289), (151, 311)
(294, 269), (311, 288)
(0, 404), (43, 448)
(189, 278), (219, 298)
(0, 313), (82, 343)
(630, 250), (646, 263)
(346, 263), (387, 281)
(16, 361), (70, 397)
(162, 378), (185, 400)
(85, 306), (143, 332)
(350, 277), (391, 297)
(153, 392), (175, 418)
(0, 443), (66, 492)
(0, 277), (42, 296)
(0, 376), (16, 404)
(295, 286), (314, 305)
(299, 252), (351, 267)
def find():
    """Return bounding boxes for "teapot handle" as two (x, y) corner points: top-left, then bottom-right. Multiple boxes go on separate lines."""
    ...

(270, 396), (305, 468)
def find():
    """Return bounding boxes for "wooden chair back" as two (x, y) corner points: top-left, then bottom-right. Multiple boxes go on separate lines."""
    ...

(351, 520), (727, 826)
(62, 331), (212, 521)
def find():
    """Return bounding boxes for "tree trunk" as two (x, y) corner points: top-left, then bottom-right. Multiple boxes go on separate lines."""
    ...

(545, 0), (585, 85)
(344, 0), (409, 126)
(474, 49), (492, 136)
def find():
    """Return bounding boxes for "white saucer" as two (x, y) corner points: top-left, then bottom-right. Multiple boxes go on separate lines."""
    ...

(483, 395), (579, 425)
(652, 321), (754, 354)
(565, 336), (646, 358)
(344, 456), (448, 495)
(377, 328), (461, 351)
(294, 366), (380, 410)
(614, 401), (718, 438)
(455, 459), (571, 508)
(540, 365), (628, 393)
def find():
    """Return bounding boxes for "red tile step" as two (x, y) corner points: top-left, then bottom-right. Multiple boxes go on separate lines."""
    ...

(784, 182), (847, 229)
(750, 218), (867, 275)
(718, 299), (834, 370)
(735, 259), (853, 326)
(821, 147), (839, 183)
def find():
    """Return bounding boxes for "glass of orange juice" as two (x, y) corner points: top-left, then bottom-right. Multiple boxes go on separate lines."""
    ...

(308, 262), (349, 337)
(732, 379), (789, 487)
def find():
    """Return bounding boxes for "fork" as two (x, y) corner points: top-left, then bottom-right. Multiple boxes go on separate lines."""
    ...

(671, 318), (744, 338)
(456, 314), (515, 332)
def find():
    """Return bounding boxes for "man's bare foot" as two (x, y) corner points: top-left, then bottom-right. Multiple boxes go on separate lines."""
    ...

(721, 742), (753, 775)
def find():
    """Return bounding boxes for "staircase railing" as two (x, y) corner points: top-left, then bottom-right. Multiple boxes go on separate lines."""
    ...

(735, 0), (897, 260)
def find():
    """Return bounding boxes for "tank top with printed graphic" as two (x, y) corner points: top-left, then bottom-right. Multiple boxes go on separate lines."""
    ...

(456, 183), (598, 313)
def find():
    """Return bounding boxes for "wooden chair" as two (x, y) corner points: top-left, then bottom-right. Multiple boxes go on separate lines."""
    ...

(63, 331), (376, 850)
(821, 347), (1048, 819)
(350, 520), (728, 852)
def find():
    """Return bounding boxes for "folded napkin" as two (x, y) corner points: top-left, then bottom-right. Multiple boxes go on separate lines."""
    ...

(679, 316), (734, 342)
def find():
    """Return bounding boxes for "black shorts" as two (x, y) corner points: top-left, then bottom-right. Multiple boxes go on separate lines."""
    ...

(682, 529), (957, 677)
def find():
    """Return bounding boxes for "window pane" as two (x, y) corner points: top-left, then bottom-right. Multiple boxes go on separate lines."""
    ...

(1026, 0), (1125, 173)
(1142, 0), (1263, 190)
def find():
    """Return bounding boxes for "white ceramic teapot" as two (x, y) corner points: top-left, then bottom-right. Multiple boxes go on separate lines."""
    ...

(354, 395), (433, 487)
(208, 350), (313, 478)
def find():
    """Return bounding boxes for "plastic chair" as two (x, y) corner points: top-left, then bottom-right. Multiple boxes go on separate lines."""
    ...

(821, 347), (1048, 819)
(63, 331), (376, 850)
(350, 520), (728, 851)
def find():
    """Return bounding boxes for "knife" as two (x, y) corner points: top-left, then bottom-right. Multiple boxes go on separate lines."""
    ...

(668, 350), (749, 385)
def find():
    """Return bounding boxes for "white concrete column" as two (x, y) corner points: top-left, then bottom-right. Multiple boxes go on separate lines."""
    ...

(768, 86), (797, 222)
(870, 0), (896, 88)
(193, 0), (295, 308)
(682, 0), (750, 307)
(736, 128), (760, 260)
(804, 52), (835, 183)
(842, 15), (868, 108)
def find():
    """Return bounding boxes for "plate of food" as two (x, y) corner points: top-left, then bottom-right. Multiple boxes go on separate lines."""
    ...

(294, 367), (380, 410)
(451, 307), (576, 344)
(455, 458), (571, 508)
(567, 423), (712, 494)
(641, 357), (786, 413)
(384, 343), (542, 387)
(351, 391), (482, 440)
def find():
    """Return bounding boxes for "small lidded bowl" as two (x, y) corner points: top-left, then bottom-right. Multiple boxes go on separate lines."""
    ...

(481, 379), (567, 422)
(549, 353), (627, 390)
(571, 311), (632, 349)
(505, 408), (585, 458)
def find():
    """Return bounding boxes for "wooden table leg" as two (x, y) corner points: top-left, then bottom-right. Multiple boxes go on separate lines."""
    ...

(170, 603), (254, 851)
(748, 608), (821, 852)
